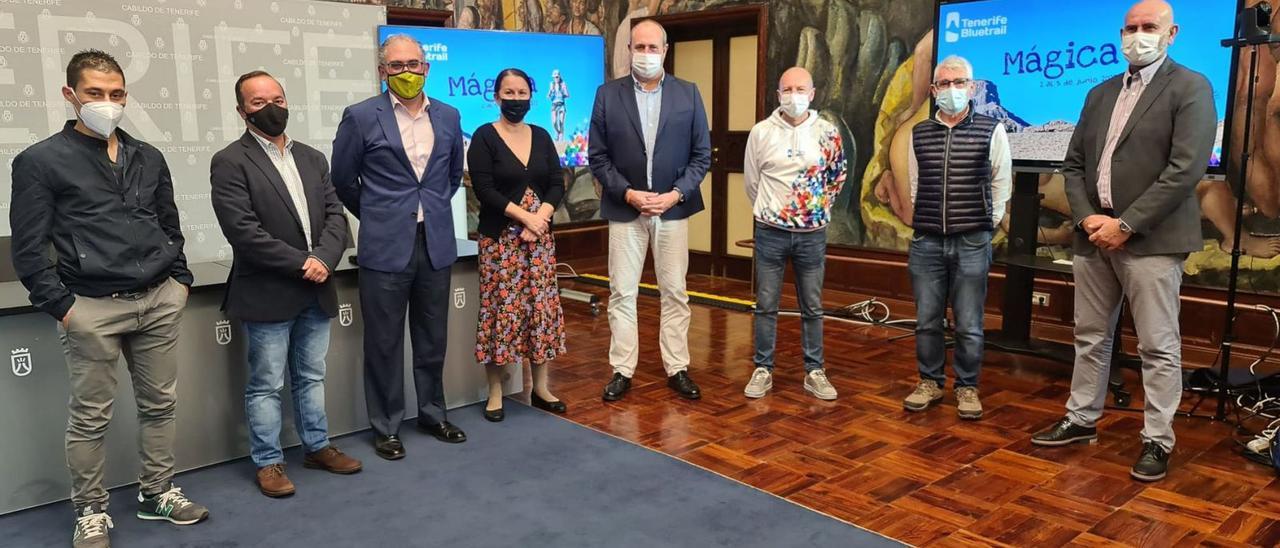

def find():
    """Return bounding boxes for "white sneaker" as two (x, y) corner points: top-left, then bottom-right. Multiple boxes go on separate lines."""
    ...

(744, 367), (773, 398)
(804, 369), (838, 400)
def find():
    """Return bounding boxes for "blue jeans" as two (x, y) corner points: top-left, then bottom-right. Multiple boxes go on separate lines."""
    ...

(907, 231), (992, 388)
(243, 301), (332, 467)
(753, 224), (826, 372)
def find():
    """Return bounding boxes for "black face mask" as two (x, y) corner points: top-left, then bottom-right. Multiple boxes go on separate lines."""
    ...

(500, 99), (531, 123)
(246, 103), (288, 137)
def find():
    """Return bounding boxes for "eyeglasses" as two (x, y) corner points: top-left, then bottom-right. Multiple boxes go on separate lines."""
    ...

(382, 60), (424, 74)
(933, 78), (971, 89)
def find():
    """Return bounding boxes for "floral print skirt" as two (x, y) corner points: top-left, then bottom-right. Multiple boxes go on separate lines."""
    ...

(475, 188), (567, 366)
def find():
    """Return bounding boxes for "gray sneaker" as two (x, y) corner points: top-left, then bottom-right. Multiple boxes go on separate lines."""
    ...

(956, 386), (983, 420)
(804, 369), (838, 400)
(136, 485), (209, 525)
(903, 380), (944, 411)
(73, 504), (112, 548)
(744, 367), (773, 398)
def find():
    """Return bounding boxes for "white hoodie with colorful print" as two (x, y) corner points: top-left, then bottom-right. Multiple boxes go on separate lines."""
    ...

(744, 108), (847, 231)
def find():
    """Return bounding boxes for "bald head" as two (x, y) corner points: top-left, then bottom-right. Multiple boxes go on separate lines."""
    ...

(1124, 0), (1176, 36)
(631, 19), (667, 49)
(778, 67), (814, 92)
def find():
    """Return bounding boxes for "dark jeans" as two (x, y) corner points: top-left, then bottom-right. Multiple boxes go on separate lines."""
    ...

(907, 230), (992, 388)
(243, 301), (331, 468)
(753, 224), (826, 372)
(360, 226), (451, 436)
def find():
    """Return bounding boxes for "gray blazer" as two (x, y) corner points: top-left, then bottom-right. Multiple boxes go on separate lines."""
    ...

(1063, 58), (1217, 256)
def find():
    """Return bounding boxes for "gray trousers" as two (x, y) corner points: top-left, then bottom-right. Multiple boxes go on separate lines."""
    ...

(58, 278), (187, 509)
(1066, 249), (1183, 451)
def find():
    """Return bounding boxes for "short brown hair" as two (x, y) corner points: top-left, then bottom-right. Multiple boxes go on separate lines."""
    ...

(234, 70), (278, 108)
(66, 49), (124, 88)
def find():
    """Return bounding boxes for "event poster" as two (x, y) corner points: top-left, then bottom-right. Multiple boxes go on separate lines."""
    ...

(377, 25), (605, 167)
(936, 0), (1235, 166)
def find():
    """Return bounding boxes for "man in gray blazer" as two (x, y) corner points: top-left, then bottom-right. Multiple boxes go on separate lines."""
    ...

(1032, 0), (1217, 482)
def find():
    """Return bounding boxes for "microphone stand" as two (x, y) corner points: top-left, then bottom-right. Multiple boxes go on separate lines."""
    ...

(1216, 7), (1280, 420)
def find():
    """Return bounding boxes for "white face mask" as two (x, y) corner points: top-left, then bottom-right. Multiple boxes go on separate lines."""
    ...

(631, 52), (663, 80)
(779, 92), (810, 118)
(1121, 31), (1166, 67)
(935, 87), (970, 116)
(70, 89), (124, 139)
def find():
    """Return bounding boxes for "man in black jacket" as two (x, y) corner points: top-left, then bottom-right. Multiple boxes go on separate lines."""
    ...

(9, 50), (208, 548)
(211, 71), (361, 498)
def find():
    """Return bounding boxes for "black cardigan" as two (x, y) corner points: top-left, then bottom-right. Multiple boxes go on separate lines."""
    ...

(468, 122), (566, 239)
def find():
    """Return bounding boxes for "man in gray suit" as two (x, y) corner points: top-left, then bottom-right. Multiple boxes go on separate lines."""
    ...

(1032, 0), (1217, 482)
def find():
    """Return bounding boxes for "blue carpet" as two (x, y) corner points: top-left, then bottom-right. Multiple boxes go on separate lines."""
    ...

(1, 403), (902, 548)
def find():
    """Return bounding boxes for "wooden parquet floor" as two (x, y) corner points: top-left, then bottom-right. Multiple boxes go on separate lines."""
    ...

(511, 272), (1280, 547)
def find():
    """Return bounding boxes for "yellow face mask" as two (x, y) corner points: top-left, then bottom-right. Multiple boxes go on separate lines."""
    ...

(387, 71), (425, 100)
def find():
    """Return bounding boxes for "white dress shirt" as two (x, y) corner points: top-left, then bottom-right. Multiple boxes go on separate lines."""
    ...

(250, 131), (313, 250)
(1096, 56), (1166, 210)
(390, 91), (434, 222)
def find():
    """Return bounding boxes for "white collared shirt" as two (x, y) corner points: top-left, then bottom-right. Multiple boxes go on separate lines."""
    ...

(634, 74), (664, 189)
(1096, 56), (1166, 209)
(390, 91), (433, 222)
(250, 131), (312, 250)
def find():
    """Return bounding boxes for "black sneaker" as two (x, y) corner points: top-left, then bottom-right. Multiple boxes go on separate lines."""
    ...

(667, 371), (701, 400)
(602, 373), (631, 401)
(73, 503), (112, 548)
(1031, 417), (1098, 446)
(136, 485), (209, 525)
(1131, 441), (1170, 482)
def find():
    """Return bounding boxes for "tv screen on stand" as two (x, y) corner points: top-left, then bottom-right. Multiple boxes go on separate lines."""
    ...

(933, 0), (1239, 172)
(377, 26), (606, 169)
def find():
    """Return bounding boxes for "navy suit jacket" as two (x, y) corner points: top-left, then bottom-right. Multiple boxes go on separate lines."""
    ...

(331, 92), (464, 272)
(588, 75), (711, 222)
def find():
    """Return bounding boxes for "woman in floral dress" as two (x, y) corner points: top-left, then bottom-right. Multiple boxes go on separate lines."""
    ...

(468, 68), (568, 422)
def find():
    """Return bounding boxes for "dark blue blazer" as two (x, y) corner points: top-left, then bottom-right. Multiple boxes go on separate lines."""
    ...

(588, 76), (711, 222)
(331, 92), (464, 272)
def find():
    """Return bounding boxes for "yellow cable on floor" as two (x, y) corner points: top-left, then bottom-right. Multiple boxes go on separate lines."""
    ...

(577, 273), (757, 307)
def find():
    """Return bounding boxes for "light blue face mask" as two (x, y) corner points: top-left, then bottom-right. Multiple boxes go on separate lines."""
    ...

(936, 87), (970, 116)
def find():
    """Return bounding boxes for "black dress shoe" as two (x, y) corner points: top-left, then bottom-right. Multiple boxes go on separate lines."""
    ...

(374, 435), (405, 460)
(667, 371), (701, 400)
(419, 420), (467, 443)
(483, 407), (505, 422)
(602, 373), (631, 402)
(531, 393), (567, 414)
(1031, 417), (1098, 446)
(1131, 441), (1170, 482)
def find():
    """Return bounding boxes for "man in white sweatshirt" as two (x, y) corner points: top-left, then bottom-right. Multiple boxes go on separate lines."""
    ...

(742, 67), (848, 400)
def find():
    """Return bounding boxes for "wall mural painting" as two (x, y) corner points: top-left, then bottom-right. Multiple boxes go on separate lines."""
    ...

(331, 0), (1273, 294)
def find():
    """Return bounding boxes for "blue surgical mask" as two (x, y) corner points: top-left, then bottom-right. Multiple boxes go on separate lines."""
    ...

(936, 87), (970, 116)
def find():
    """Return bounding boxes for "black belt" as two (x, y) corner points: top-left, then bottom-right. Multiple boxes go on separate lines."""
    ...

(1101, 208), (1116, 216)
(110, 278), (166, 299)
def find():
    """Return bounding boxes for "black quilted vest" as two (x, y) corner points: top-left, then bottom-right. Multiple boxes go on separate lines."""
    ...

(911, 111), (999, 235)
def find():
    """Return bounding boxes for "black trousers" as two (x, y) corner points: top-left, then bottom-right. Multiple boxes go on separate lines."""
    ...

(359, 227), (451, 436)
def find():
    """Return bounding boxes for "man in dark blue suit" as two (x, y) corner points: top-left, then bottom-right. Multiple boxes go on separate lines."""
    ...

(589, 19), (711, 402)
(331, 34), (466, 460)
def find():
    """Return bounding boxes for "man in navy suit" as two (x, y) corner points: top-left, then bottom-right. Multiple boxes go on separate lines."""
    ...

(331, 34), (466, 460)
(589, 19), (711, 402)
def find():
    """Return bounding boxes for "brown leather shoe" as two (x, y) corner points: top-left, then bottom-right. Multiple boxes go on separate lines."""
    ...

(304, 446), (363, 474)
(256, 464), (295, 498)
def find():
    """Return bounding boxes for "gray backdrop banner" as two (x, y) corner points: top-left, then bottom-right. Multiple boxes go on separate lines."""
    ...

(0, 0), (385, 262)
